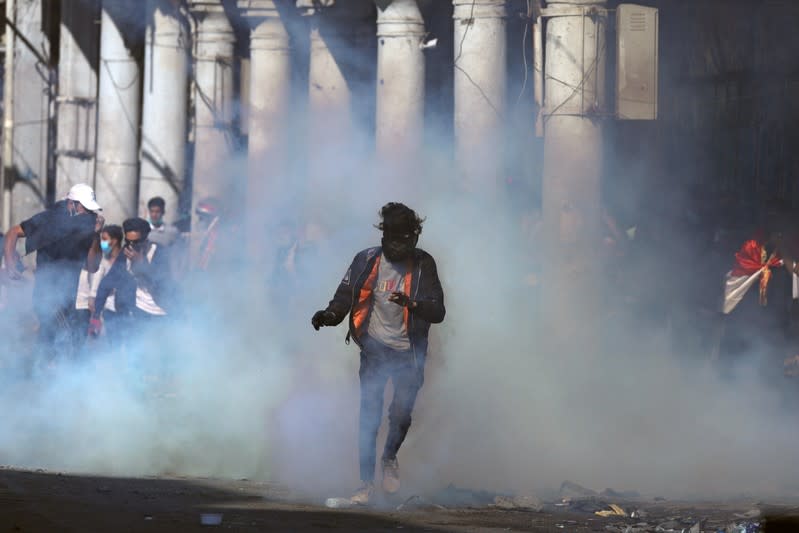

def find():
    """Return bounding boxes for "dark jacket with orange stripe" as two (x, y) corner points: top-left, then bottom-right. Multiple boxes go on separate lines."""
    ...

(324, 246), (445, 356)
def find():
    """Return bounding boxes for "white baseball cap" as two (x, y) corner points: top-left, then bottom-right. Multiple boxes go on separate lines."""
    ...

(66, 183), (101, 212)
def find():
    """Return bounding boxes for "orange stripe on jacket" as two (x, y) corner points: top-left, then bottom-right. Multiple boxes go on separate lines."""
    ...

(352, 255), (381, 336)
(402, 268), (412, 332)
(352, 256), (415, 340)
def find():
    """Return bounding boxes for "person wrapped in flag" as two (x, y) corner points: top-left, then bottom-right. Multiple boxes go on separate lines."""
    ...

(719, 217), (797, 367)
(723, 238), (785, 314)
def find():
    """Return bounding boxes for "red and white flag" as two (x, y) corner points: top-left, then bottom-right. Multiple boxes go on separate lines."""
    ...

(723, 239), (782, 314)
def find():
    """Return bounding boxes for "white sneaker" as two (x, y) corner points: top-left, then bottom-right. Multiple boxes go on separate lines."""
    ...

(350, 482), (375, 505)
(382, 458), (400, 494)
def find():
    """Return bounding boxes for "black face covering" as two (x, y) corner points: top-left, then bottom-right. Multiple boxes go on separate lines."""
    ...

(126, 239), (146, 253)
(382, 233), (417, 263)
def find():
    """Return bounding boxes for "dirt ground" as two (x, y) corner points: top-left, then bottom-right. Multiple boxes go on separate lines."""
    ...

(2, 468), (799, 532)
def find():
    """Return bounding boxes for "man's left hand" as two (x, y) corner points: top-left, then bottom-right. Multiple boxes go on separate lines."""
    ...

(389, 292), (416, 308)
(94, 213), (105, 233)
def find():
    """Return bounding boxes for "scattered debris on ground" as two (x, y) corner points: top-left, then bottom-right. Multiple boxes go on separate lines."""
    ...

(559, 480), (599, 500)
(396, 495), (447, 512)
(199, 513), (223, 526)
(4, 470), (799, 532)
(432, 483), (500, 507)
(595, 503), (628, 517)
(492, 494), (543, 512)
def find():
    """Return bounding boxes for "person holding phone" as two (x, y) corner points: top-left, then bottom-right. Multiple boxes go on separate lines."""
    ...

(311, 203), (446, 504)
(120, 217), (172, 322)
(90, 218), (171, 359)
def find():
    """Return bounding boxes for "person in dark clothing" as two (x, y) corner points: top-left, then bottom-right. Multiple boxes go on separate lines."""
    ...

(92, 218), (172, 325)
(719, 209), (795, 372)
(92, 218), (172, 387)
(312, 202), (446, 504)
(2, 184), (103, 362)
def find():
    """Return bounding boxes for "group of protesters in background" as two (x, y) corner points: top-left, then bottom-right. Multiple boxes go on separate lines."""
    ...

(0, 184), (224, 371)
(4, 180), (799, 395)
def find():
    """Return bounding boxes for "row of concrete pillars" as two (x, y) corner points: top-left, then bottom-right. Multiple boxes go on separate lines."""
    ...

(5, 0), (607, 266)
(3, 0), (608, 354)
(2, 0), (521, 229)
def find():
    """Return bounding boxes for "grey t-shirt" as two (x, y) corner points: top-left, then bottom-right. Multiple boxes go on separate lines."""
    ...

(367, 254), (411, 351)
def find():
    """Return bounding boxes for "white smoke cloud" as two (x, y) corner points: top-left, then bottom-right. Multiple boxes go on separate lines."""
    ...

(2, 2), (799, 508)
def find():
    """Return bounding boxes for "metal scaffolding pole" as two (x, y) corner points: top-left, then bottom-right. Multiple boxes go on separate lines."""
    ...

(1, 0), (16, 232)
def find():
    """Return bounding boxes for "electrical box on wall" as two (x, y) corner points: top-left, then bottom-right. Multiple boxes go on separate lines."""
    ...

(616, 4), (658, 120)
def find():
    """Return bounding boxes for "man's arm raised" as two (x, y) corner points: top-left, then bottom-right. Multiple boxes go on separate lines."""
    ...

(3, 224), (25, 279)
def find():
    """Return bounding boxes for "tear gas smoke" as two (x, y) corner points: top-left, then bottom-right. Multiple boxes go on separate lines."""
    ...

(1, 3), (799, 504)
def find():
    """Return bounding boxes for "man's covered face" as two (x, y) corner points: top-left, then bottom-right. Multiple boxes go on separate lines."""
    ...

(382, 230), (417, 262)
(66, 199), (88, 216)
(125, 231), (147, 253)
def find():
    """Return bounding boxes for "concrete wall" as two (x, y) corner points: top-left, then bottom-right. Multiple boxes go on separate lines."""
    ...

(9, 0), (52, 225)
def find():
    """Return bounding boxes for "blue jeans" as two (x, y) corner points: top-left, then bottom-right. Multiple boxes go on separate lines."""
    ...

(358, 335), (424, 483)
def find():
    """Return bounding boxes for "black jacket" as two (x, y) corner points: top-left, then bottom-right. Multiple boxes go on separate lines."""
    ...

(95, 257), (136, 316)
(20, 200), (97, 309)
(95, 242), (171, 316)
(325, 247), (445, 356)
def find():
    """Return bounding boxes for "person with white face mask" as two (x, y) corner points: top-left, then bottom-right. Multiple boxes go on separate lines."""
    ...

(2, 183), (104, 364)
(87, 225), (124, 342)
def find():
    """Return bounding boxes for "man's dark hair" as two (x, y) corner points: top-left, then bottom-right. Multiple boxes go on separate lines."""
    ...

(377, 202), (424, 236)
(147, 196), (166, 210)
(123, 217), (152, 239)
(102, 224), (123, 243)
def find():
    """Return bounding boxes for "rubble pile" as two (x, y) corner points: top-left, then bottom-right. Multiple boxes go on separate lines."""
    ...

(541, 482), (766, 533)
(390, 481), (799, 532)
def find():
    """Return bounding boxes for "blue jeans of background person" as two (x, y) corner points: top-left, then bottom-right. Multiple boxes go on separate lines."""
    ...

(358, 335), (425, 483)
(33, 301), (84, 365)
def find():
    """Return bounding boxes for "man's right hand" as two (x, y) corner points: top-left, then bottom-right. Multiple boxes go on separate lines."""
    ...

(2, 225), (25, 281)
(3, 254), (22, 281)
(311, 310), (336, 331)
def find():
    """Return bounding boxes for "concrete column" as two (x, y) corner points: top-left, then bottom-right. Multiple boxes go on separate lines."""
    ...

(56, 0), (101, 199)
(239, 1), (291, 207)
(189, 1), (235, 220)
(375, 0), (425, 172)
(452, 0), (507, 193)
(540, 0), (608, 356)
(6, 0), (51, 226)
(1, 0), (16, 232)
(139, 0), (190, 223)
(94, 0), (144, 223)
(301, 1), (375, 193)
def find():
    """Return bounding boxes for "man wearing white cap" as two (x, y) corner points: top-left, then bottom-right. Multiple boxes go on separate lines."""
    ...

(3, 183), (104, 362)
